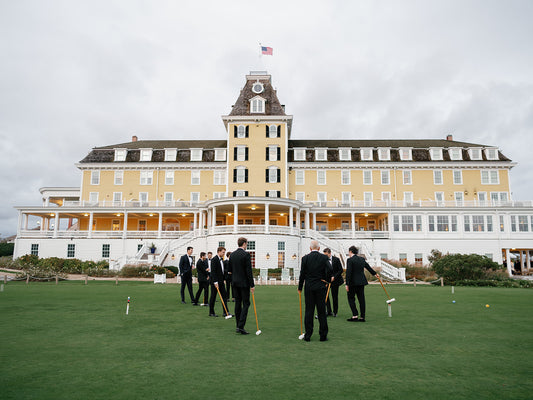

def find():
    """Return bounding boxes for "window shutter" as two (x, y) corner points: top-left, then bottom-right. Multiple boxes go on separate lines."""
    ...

(265, 191), (269, 197)
(277, 147), (280, 160)
(233, 169), (237, 183)
(245, 126), (249, 137)
(234, 126), (237, 138)
(245, 191), (248, 196)
(266, 126), (269, 137)
(245, 169), (248, 182)
(277, 125), (281, 137)
(234, 147), (237, 161)
(265, 169), (269, 182)
(245, 147), (249, 161)
(277, 169), (281, 182)
(233, 191), (236, 197)
(266, 147), (269, 160)
(277, 191), (281, 197)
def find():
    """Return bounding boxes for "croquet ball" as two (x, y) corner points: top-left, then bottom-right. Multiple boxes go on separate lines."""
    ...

(452, 300), (456, 303)
(485, 304), (490, 308)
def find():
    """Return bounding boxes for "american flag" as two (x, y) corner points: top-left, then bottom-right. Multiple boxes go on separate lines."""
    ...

(261, 46), (273, 55)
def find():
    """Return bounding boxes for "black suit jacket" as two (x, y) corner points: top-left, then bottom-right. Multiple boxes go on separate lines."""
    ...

(179, 254), (193, 278)
(196, 259), (209, 283)
(224, 259), (232, 282)
(210, 255), (225, 286)
(298, 250), (331, 291)
(330, 255), (344, 286)
(229, 247), (254, 288)
(345, 255), (376, 286)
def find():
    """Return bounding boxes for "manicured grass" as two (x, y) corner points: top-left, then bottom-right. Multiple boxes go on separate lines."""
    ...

(0, 282), (532, 400)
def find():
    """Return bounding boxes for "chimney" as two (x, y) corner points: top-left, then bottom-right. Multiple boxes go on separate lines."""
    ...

(446, 134), (453, 141)
(132, 135), (138, 142)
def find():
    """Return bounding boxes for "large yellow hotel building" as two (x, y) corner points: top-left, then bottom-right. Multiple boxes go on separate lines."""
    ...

(13, 71), (533, 279)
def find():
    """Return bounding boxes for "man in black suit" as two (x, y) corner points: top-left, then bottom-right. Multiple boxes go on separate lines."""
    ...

(194, 252), (209, 306)
(224, 251), (233, 302)
(298, 240), (331, 342)
(209, 247), (231, 317)
(324, 248), (344, 317)
(179, 246), (197, 305)
(229, 237), (255, 335)
(345, 245), (378, 322)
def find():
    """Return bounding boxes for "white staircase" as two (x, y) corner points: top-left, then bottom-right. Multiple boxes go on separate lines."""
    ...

(307, 229), (348, 267)
(358, 241), (406, 282)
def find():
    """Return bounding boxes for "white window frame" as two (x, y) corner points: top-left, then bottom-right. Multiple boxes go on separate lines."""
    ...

(378, 148), (390, 161)
(191, 170), (201, 185)
(164, 149), (177, 162)
(295, 170), (305, 185)
(268, 145), (278, 161)
(339, 148), (351, 161)
(89, 192), (99, 204)
(317, 170), (326, 185)
(403, 170), (412, 185)
(140, 149), (152, 162)
(294, 148), (306, 161)
(429, 148), (443, 160)
(236, 166), (246, 183)
(404, 192), (413, 205)
(165, 170), (174, 185)
(139, 192), (148, 204)
(381, 170), (390, 185)
(213, 192), (226, 199)
(364, 192), (373, 206)
(363, 170), (372, 185)
(315, 148), (327, 161)
(468, 148), (482, 160)
(268, 125), (278, 138)
(190, 192), (200, 204)
(382, 192), (391, 205)
(268, 166), (278, 183)
(164, 192), (173, 204)
(449, 147), (462, 160)
(399, 147), (412, 161)
(485, 148), (498, 160)
(114, 149), (127, 162)
(342, 192), (351, 205)
(214, 148), (226, 161)
(235, 190), (247, 197)
(435, 192), (444, 206)
(317, 192), (327, 205)
(236, 145), (247, 162)
(237, 125), (246, 138)
(250, 97), (265, 113)
(113, 192), (123, 204)
(295, 192), (305, 202)
(114, 170), (124, 185)
(478, 192), (487, 205)
(190, 148), (203, 161)
(481, 170), (499, 185)
(453, 170), (463, 185)
(433, 170), (443, 185)
(140, 171), (153, 185)
(361, 148), (373, 161)
(341, 170), (350, 185)
(455, 191), (464, 205)
(90, 170), (100, 185)
(213, 170), (226, 185)
(267, 190), (278, 198)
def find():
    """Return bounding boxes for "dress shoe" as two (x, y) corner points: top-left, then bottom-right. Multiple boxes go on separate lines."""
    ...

(200, 303), (208, 307)
(304, 337), (310, 342)
(320, 337), (328, 342)
(209, 313), (218, 317)
(347, 317), (359, 322)
(314, 315), (318, 319)
(181, 301), (186, 304)
(358, 318), (366, 322)
(237, 328), (249, 335)
(192, 302), (199, 306)
(333, 313), (337, 317)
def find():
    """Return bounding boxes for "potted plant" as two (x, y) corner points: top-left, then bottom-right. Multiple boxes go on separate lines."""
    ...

(152, 265), (167, 284)
(149, 243), (156, 254)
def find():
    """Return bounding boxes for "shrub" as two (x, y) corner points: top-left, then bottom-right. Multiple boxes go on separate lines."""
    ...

(455, 279), (533, 288)
(0, 256), (18, 269)
(120, 265), (153, 278)
(382, 258), (437, 281)
(0, 242), (14, 257)
(431, 253), (503, 285)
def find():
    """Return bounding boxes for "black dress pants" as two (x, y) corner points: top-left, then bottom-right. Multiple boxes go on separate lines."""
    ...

(210, 283), (229, 315)
(195, 281), (209, 304)
(304, 287), (328, 340)
(234, 285), (251, 330)
(326, 284), (340, 315)
(180, 275), (194, 302)
(347, 285), (366, 318)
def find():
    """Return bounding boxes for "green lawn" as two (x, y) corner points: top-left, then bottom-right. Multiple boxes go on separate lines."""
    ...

(0, 282), (531, 400)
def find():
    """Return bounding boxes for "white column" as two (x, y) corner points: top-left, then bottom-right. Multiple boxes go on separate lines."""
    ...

(122, 212), (128, 239)
(526, 251), (531, 273)
(17, 212), (23, 235)
(158, 212), (163, 238)
(312, 212), (316, 230)
(351, 212), (356, 238)
(88, 212), (94, 238)
(289, 207), (294, 234)
(40, 217), (45, 232)
(305, 210), (310, 231)
(193, 212), (198, 232)
(505, 248), (512, 277)
(265, 203), (270, 233)
(53, 213), (59, 238)
(234, 203), (238, 233)
(212, 206), (216, 228)
(24, 214), (29, 230)
(296, 209), (301, 234)
(207, 209), (211, 230)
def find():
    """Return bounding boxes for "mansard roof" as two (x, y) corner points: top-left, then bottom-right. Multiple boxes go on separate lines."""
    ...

(228, 73), (286, 117)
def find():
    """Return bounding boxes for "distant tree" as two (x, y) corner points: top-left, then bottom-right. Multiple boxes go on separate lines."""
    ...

(431, 253), (502, 284)
(0, 242), (14, 257)
(427, 249), (444, 265)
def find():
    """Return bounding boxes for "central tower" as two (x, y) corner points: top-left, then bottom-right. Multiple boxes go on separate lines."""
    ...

(222, 71), (293, 199)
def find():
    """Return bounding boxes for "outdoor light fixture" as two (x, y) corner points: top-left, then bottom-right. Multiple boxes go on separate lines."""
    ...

(328, 213), (332, 217)
(228, 213), (232, 216)
(181, 213), (186, 217)
(251, 206), (256, 210)
(171, 254), (175, 260)
(149, 213), (154, 217)
(84, 213), (89, 217)
(266, 253), (270, 260)
(292, 254), (297, 260)
(364, 213), (369, 217)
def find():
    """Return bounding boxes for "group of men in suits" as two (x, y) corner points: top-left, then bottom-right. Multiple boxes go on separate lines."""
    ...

(298, 241), (379, 342)
(178, 238), (256, 334)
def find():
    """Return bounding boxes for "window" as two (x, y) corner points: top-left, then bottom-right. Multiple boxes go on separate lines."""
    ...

(455, 192), (464, 205)
(191, 171), (200, 185)
(380, 253), (388, 260)
(213, 170), (226, 185)
(415, 253), (423, 265)
(363, 170), (372, 185)
(31, 244), (39, 256)
(295, 192), (305, 202)
(190, 192), (200, 204)
(429, 148), (443, 160)
(165, 149), (177, 161)
(491, 192), (508, 204)
(114, 170), (124, 185)
(381, 170), (390, 185)
(294, 148), (306, 161)
(267, 190), (280, 198)
(140, 171), (153, 185)
(317, 170), (326, 185)
(113, 192), (122, 204)
(252, 82), (263, 94)
(278, 250), (285, 268)
(251, 97), (265, 113)
(89, 192), (99, 204)
(453, 170), (463, 184)
(511, 216), (517, 232)
(519, 216), (529, 232)
(403, 170), (412, 185)
(213, 192), (226, 199)
(215, 149), (226, 161)
(268, 125), (280, 138)
(102, 244), (110, 258)
(364, 192), (373, 206)
(339, 148), (351, 161)
(247, 241), (256, 268)
(164, 192), (173, 205)
(91, 171), (100, 185)
(399, 253), (407, 262)
(435, 192), (444, 206)
(67, 244), (75, 258)
(235, 146), (248, 161)
(404, 192), (413, 205)
(382, 192), (391, 205)
(341, 170), (351, 185)
(267, 167), (280, 183)
(399, 148), (412, 161)
(433, 170), (443, 185)
(234, 190), (248, 197)
(485, 148), (498, 160)
(236, 125), (247, 138)
(428, 215), (457, 232)
(112, 220), (120, 231)
(473, 215), (484, 231)
(139, 192), (148, 204)
(315, 149), (327, 161)
(416, 215), (422, 231)
(469, 148), (482, 160)
(449, 148), (462, 160)
(295, 170), (305, 185)
(234, 167), (247, 183)
(361, 148), (373, 161)
(464, 215), (471, 232)
(140, 149), (152, 161)
(378, 148), (390, 160)
(342, 192), (351, 205)
(114, 149), (127, 161)
(487, 215), (493, 232)
(499, 215), (505, 232)
(481, 170), (499, 184)
(165, 171), (174, 185)
(190, 149), (203, 161)
(317, 192), (327, 205)
(402, 215), (414, 231)
(267, 145), (279, 161)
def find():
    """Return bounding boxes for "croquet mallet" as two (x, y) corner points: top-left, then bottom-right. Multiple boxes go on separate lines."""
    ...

(252, 292), (262, 335)
(376, 275), (396, 304)
(215, 284), (232, 319)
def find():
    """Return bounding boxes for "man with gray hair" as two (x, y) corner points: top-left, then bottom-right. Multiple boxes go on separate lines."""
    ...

(298, 240), (332, 341)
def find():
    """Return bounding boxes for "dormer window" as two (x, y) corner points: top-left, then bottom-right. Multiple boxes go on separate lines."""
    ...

(140, 149), (152, 162)
(339, 148), (351, 161)
(190, 148), (203, 161)
(429, 148), (443, 160)
(468, 148), (482, 160)
(252, 82), (264, 94)
(250, 96), (265, 113)
(361, 148), (373, 161)
(294, 148), (306, 161)
(114, 149), (127, 162)
(485, 148), (498, 160)
(449, 148), (462, 160)
(164, 148), (177, 161)
(214, 148), (226, 161)
(315, 148), (327, 161)
(399, 147), (412, 161)
(378, 148), (390, 161)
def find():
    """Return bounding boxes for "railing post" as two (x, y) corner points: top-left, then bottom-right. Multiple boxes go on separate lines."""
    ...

(26, 275), (30, 285)
(413, 277), (416, 287)
(85, 275), (88, 285)
(440, 277), (444, 287)
(55, 275), (58, 285)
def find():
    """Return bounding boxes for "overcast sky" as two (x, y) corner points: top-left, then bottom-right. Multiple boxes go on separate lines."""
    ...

(1, 0), (532, 237)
